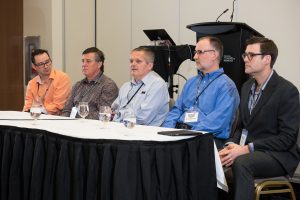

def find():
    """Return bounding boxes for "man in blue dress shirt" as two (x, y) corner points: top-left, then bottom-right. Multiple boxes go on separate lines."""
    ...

(162, 36), (240, 147)
(112, 46), (169, 126)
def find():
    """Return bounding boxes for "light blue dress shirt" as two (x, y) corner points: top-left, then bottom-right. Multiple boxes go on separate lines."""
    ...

(112, 71), (169, 126)
(162, 68), (240, 139)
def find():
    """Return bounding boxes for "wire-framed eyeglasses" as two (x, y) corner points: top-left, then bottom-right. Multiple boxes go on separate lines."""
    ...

(194, 49), (215, 55)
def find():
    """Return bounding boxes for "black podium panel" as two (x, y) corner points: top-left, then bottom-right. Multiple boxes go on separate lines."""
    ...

(187, 22), (263, 93)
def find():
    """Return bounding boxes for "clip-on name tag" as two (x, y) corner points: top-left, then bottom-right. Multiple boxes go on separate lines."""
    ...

(184, 109), (198, 123)
(239, 129), (248, 146)
(70, 107), (78, 119)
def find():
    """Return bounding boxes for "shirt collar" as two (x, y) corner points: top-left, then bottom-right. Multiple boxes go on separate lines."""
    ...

(199, 68), (224, 80)
(37, 69), (55, 84)
(83, 72), (103, 84)
(250, 70), (274, 93)
(261, 70), (274, 90)
(131, 79), (143, 86)
(131, 71), (156, 86)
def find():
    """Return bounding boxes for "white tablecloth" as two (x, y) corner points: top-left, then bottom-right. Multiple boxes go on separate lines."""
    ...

(0, 111), (228, 191)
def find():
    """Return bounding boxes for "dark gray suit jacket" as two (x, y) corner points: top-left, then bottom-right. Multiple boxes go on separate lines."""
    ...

(231, 71), (300, 176)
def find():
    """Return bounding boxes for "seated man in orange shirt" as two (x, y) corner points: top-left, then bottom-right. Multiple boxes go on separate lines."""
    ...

(23, 49), (71, 115)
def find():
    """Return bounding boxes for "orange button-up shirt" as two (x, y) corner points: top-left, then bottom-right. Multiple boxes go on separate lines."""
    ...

(23, 69), (71, 115)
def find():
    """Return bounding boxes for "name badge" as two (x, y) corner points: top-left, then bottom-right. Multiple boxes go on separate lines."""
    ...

(239, 129), (248, 146)
(184, 111), (199, 123)
(70, 107), (78, 119)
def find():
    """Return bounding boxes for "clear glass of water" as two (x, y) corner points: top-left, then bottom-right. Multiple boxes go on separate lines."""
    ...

(99, 106), (112, 129)
(123, 107), (136, 129)
(77, 102), (89, 120)
(30, 104), (42, 124)
(110, 103), (119, 121)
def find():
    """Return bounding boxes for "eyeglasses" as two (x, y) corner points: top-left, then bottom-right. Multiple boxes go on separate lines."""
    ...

(194, 49), (215, 55)
(34, 59), (52, 67)
(242, 52), (267, 61)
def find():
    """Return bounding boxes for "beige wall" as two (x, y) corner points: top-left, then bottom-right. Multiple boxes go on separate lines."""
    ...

(64, 0), (95, 83)
(24, 0), (52, 53)
(24, 0), (62, 71)
(24, 0), (300, 93)
(237, 0), (300, 92)
(51, 0), (64, 72)
(97, 0), (132, 86)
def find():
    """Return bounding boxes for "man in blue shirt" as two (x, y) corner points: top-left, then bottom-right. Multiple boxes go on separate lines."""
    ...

(162, 36), (239, 147)
(112, 46), (169, 126)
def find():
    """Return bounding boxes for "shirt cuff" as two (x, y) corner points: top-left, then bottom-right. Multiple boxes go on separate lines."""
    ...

(248, 142), (255, 152)
(225, 141), (234, 146)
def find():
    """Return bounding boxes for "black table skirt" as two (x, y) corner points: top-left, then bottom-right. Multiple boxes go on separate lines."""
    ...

(0, 125), (217, 200)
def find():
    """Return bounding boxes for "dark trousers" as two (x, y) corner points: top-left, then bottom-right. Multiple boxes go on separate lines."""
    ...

(232, 151), (286, 200)
(214, 138), (226, 150)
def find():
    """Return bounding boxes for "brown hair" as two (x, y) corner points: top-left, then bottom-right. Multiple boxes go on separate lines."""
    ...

(246, 36), (278, 68)
(131, 46), (155, 63)
(83, 47), (105, 72)
(31, 49), (51, 65)
(198, 36), (223, 63)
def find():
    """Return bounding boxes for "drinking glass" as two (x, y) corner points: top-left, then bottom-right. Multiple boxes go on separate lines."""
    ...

(99, 106), (112, 129)
(123, 107), (136, 129)
(30, 104), (42, 124)
(111, 103), (119, 120)
(77, 102), (89, 120)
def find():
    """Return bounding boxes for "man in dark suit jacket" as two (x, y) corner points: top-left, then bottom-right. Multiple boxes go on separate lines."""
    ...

(219, 36), (300, 200)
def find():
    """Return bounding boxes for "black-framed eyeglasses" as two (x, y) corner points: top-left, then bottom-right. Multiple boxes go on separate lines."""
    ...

(242, 52), (266, 61)
(194, 49), (215, 55)
(34, 59), (52, 67)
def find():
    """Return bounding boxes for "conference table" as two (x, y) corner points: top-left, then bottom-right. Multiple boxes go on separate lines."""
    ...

(0, 111), (227, 200)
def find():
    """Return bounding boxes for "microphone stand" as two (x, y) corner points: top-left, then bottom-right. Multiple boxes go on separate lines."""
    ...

(230, 0), (236, 22)
(216, 8), (229, 22)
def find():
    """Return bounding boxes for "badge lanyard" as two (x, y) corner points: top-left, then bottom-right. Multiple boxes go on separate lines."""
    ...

(37, 79), (53, 102)
(184, 73), (224, 123)
(124, 82), (144, 108)
(249, 88), (263, 114)
(248, 70), (273, 114)
(194, 73), (224, 105)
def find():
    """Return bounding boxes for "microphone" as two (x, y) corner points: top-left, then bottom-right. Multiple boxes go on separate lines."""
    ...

(230, 0), (236, 22)
(216, 8), (229, 22)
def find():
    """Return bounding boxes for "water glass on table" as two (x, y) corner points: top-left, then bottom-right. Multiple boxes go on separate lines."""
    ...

(99, 106), (112, 129)
(77, 102), (89, 120)
(30, 104), (42, 124)
(123, 107), (136, 129)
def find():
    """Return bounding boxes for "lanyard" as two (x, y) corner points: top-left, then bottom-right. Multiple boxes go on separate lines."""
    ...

(194, 73), (224, 105)
(124, 83), (144, 108)
(249, 87), (263, 114)
(248, 70), (273, 114)
(37, 79), (53, 101)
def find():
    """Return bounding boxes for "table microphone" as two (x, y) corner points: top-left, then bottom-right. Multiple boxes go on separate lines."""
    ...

(216, 8), (229, 22)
